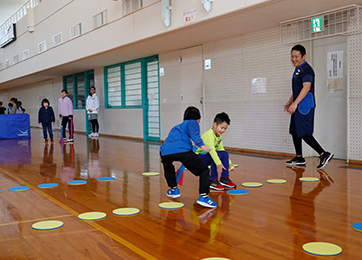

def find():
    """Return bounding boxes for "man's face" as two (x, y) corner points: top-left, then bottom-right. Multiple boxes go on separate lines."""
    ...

(61, 92), (67, 98)
(291, 50), (306, 68)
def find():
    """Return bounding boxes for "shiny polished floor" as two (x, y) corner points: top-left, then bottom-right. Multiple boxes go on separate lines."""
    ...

(0, 128), (361, 260)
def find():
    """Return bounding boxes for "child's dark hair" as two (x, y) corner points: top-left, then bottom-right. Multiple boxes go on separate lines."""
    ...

(291, 44), (306, 57)
(183, 106), (201, 121)
(8, 103), (13, 107)
(0, 101), (2, 106)
(214, 112), (230, 125)
(42, 98), (50, 106)
(61, 89), (68, 94)
(10, 97), (17, 103)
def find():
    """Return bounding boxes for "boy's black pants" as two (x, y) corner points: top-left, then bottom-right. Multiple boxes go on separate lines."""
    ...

(161, 151), (210, 195)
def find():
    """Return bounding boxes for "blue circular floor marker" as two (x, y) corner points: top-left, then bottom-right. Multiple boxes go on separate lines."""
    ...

(352, 222), (362, 232)
(97, 177), (115, 182)
(68, 180), (87, 185)
(226, 189), (249, 195)
(8, 186), (30, 191)
(38, 183), (58, 189)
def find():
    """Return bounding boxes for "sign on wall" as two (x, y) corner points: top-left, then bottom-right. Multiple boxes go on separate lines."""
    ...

(0, 24), (16, 48)
(327, 50), (344, 93)
(183, 8), (197, 24)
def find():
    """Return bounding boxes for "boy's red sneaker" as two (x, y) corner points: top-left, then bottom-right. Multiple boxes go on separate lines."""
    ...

(220, 176), (236, 188)
(210, 179), (226, 191)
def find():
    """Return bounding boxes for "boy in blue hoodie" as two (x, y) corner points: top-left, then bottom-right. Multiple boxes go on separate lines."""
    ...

(38, 98), (55, 143)
(160, 106), (217, 208)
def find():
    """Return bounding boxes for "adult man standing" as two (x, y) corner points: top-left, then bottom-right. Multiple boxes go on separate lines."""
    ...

(284, 44), (333, 170)
(58, 90), (74, 142)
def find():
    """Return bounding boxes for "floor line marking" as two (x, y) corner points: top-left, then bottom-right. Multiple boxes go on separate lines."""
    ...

(0, 214), (73, 227)
(0, 168), (158, 260)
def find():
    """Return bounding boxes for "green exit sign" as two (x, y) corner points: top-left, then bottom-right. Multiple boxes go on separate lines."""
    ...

(311, 17), (323, 33)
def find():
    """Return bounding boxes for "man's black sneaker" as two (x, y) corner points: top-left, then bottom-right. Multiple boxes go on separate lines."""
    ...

(317, 152), (334, 170)
(286, 156), (306, 166)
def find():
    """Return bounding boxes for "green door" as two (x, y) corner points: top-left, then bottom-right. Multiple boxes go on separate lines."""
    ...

(143, 56), (160, 141)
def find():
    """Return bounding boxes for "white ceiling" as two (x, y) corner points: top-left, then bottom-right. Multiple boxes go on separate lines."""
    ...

(0, 0), (28, 25)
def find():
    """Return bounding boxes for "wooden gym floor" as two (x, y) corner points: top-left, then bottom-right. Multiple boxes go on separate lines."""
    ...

(0, 128), (361, 260)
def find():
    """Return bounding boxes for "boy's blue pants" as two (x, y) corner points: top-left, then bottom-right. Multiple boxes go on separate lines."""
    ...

(199, 151), (229, 180)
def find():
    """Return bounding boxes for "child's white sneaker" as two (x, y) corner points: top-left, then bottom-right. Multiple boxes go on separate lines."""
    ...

(88, 133), (94, 138)
(93, 133), (99, 137)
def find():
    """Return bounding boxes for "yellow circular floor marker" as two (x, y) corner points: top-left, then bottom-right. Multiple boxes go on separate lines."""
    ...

(78, 212), (106, 221)
(38, 183), (59, 189)
(32, 220), (64, 230)
(201, 257), (231, 260)
(142, 172), (159, 176)
(159, 202), (184, 209)
(113, 208), (140, 216)
(299, 177), (319, 182)
(266, 179), (287, 184)
(302, 242), (342, 256)
(242, 182), (263, 188)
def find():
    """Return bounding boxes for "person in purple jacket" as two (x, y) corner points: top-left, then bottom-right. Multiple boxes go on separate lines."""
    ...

(58, 90), (74, 142)
(160, 106), (217, 208)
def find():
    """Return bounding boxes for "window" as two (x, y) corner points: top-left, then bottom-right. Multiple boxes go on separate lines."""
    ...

(122, 0), (142, 16)
(93, 10), (107, 29)
(52, 32), (62, 46)
(105, 65), (122, 107)
(13, 55), (19, 64)
(38, 40), (47, 53)
(105, 60), (142, 108)
(23, 49), (29, 60)
(63, 70), (94, 109)
(124, 61), (142, 106)
(70, 23), (82, 38)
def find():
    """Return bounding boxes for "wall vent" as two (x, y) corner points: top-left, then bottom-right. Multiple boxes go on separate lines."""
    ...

(5, 59), (10, 67)
(281, 4), (361, 44)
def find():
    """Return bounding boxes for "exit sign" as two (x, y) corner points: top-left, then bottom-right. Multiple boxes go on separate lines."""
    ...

(311, 17), (323, 33)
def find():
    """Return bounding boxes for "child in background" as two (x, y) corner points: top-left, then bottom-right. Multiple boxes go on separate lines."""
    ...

(160, 106), (217, 208)
(8, 103), (13, 114)
(38, 98), (55, 143)
(197, 112), (236, 191)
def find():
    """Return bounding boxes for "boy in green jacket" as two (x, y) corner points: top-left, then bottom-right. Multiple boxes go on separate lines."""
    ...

(197, 112), (236, 191)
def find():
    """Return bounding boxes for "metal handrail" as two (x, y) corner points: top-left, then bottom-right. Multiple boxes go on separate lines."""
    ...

(0, 0), (41, 33)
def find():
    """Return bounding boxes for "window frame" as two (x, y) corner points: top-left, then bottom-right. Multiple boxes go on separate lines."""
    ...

(63, 70), (94, 110)
(104, 58), (143, 109)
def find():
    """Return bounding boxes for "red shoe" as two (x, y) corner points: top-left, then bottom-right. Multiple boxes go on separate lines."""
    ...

(44, 140), (49, 144)
(210, 179), (226, 191)
(220, 176), (236, 188)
